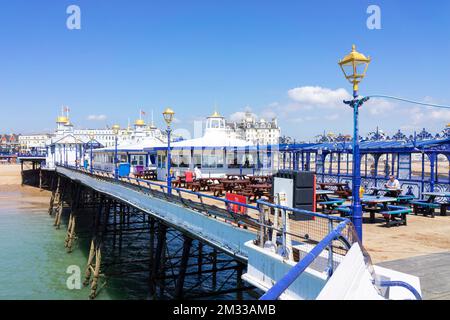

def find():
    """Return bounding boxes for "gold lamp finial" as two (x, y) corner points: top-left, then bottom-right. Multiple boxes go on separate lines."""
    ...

(338, 44), (371, 93)
(162, 107), (175, 126)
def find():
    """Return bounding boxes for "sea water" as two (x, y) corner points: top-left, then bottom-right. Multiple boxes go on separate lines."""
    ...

(0, 188), (258, 300)
(0, 189), (122, 300)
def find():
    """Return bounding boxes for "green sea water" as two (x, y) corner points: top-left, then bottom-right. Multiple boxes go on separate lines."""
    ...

(0, 189), (120, 300)
(0, 187), (259, 300)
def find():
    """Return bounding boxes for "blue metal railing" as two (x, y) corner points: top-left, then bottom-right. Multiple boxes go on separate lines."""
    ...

(375, 280), (422, 300)
(61, 164), (260, 219)
(260, 220), (350, 300)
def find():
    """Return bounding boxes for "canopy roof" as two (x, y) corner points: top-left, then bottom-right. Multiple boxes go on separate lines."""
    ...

(95, 137), (166, 153)
(278, 137), (450, 153)
(147, 132), (253, 151)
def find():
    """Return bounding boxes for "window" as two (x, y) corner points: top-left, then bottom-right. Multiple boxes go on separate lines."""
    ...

(193, 150), (202, 168)
(130, 155), (145, 166)
(226, 149), (240, 168)
(203, 149), (224, 168)
(158, 154), (166, 168)
(178, 149), (190, 168)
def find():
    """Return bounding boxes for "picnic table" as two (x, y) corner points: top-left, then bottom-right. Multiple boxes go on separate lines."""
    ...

(347, 195), (397, 222)
(245, 183), (272, 201)
(226, 174), (249, 180)
(315, 190), (345, 213)
(221, 179), (251, 192)
(359, 195), (398, 223)
(249, 175), (271, 184)
(368, 187), (402, 198)
(142, 169), (157, 180)
(411, 192), (450, 217)
(318, 182), (351, 198)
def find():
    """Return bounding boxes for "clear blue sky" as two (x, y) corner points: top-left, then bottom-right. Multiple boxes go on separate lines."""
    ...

(0, 0), (449, 140)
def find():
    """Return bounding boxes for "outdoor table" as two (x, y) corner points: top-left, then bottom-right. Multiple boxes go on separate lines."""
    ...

(221, 180), (242, 193)
(316, 190), (335, 195)
(247, 184), (272, 201)
(422, 192), (450, 216)
(142, 169), (157, 180)
(315, 190), (334, 202)
(316, 190), (345, 213)
(359, 195), (398, 223)
(318, 182), (351, 198)
(369, 187), (402, 198)
(226, 174), (249, 180)
(249, 175), (270, 184)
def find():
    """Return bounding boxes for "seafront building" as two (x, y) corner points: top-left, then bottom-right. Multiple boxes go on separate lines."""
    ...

(0, 134), (20, 153)
(226, 111), (280, 145)
(18, 134), (52, 154)
(44, 112), (167, 169)
(151, 111), (259, 179)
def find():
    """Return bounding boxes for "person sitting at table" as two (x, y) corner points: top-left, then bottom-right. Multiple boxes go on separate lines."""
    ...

(384, 175), (401, 197)
(194, 165), (202, 179)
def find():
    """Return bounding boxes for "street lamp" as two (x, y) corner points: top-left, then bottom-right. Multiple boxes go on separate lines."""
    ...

(338, 44), (371, 241)
(112, 124), (120, 180)
(162, 108), (175, 194)
(89, 133), (94, 174)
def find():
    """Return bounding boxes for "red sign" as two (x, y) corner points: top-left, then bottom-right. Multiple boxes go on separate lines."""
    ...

(225, 193), (247, 215)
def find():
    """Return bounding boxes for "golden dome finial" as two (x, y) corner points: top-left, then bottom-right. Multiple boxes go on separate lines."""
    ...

(135, 119), (145, 126)
(56, 116), (69, 124)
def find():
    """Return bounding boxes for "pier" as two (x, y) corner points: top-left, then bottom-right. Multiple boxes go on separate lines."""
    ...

(36, 164), (423, 300)
(46, 166), (259, 299)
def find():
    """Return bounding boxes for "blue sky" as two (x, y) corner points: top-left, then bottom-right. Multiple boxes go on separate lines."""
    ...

(0, 0), (449, 140)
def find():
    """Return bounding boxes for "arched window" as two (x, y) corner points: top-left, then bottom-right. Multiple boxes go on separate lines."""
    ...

(361, 154), (376, 177)
(423, 154), (431, 180)
(436, 154), (449, 183)
(377, 154), (391, 177)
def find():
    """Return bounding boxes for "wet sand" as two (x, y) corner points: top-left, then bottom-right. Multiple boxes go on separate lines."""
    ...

(1, 164), (449, 264)
(0, 164), (51, 210)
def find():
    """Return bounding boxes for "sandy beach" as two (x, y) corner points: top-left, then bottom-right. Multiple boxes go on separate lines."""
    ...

(0, 164), (51, 210)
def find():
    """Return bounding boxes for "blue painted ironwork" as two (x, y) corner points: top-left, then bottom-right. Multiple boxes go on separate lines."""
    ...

(114, 135), (119, 180)
(166, 126), (172, 194)
(375, 280), (422, 300)
(343, 93), (370, 241)
(260, 219), (350, 300)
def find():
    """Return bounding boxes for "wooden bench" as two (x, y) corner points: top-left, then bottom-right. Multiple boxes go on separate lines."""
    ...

(190, 182), (202, 192)
(410, 201), (440, 218)
(379, 205), (412, 227)
(210, 185), (225, 197)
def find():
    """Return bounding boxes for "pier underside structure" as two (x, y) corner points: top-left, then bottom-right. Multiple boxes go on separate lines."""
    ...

(42, 166), (422, 300)
(47, 167), (258, 299)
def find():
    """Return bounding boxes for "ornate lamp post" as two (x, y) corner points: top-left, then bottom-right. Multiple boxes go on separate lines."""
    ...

(112, 124), (121, 180)
(338, 44), (371, 241)
(89, 133), (94, 174)
(162, 108), (175, 194)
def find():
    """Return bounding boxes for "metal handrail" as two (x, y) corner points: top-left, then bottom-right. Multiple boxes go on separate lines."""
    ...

(260, 220), (350, 300)
(256, 199), (350, 222)
(59, 164), (259, 215)
(375, 280), (422, 300)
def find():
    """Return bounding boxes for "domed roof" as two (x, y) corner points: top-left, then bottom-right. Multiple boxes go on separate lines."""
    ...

(208, 111), (223, 118)
(56, 116), (69, 124)
(135, 119), (145, 126)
